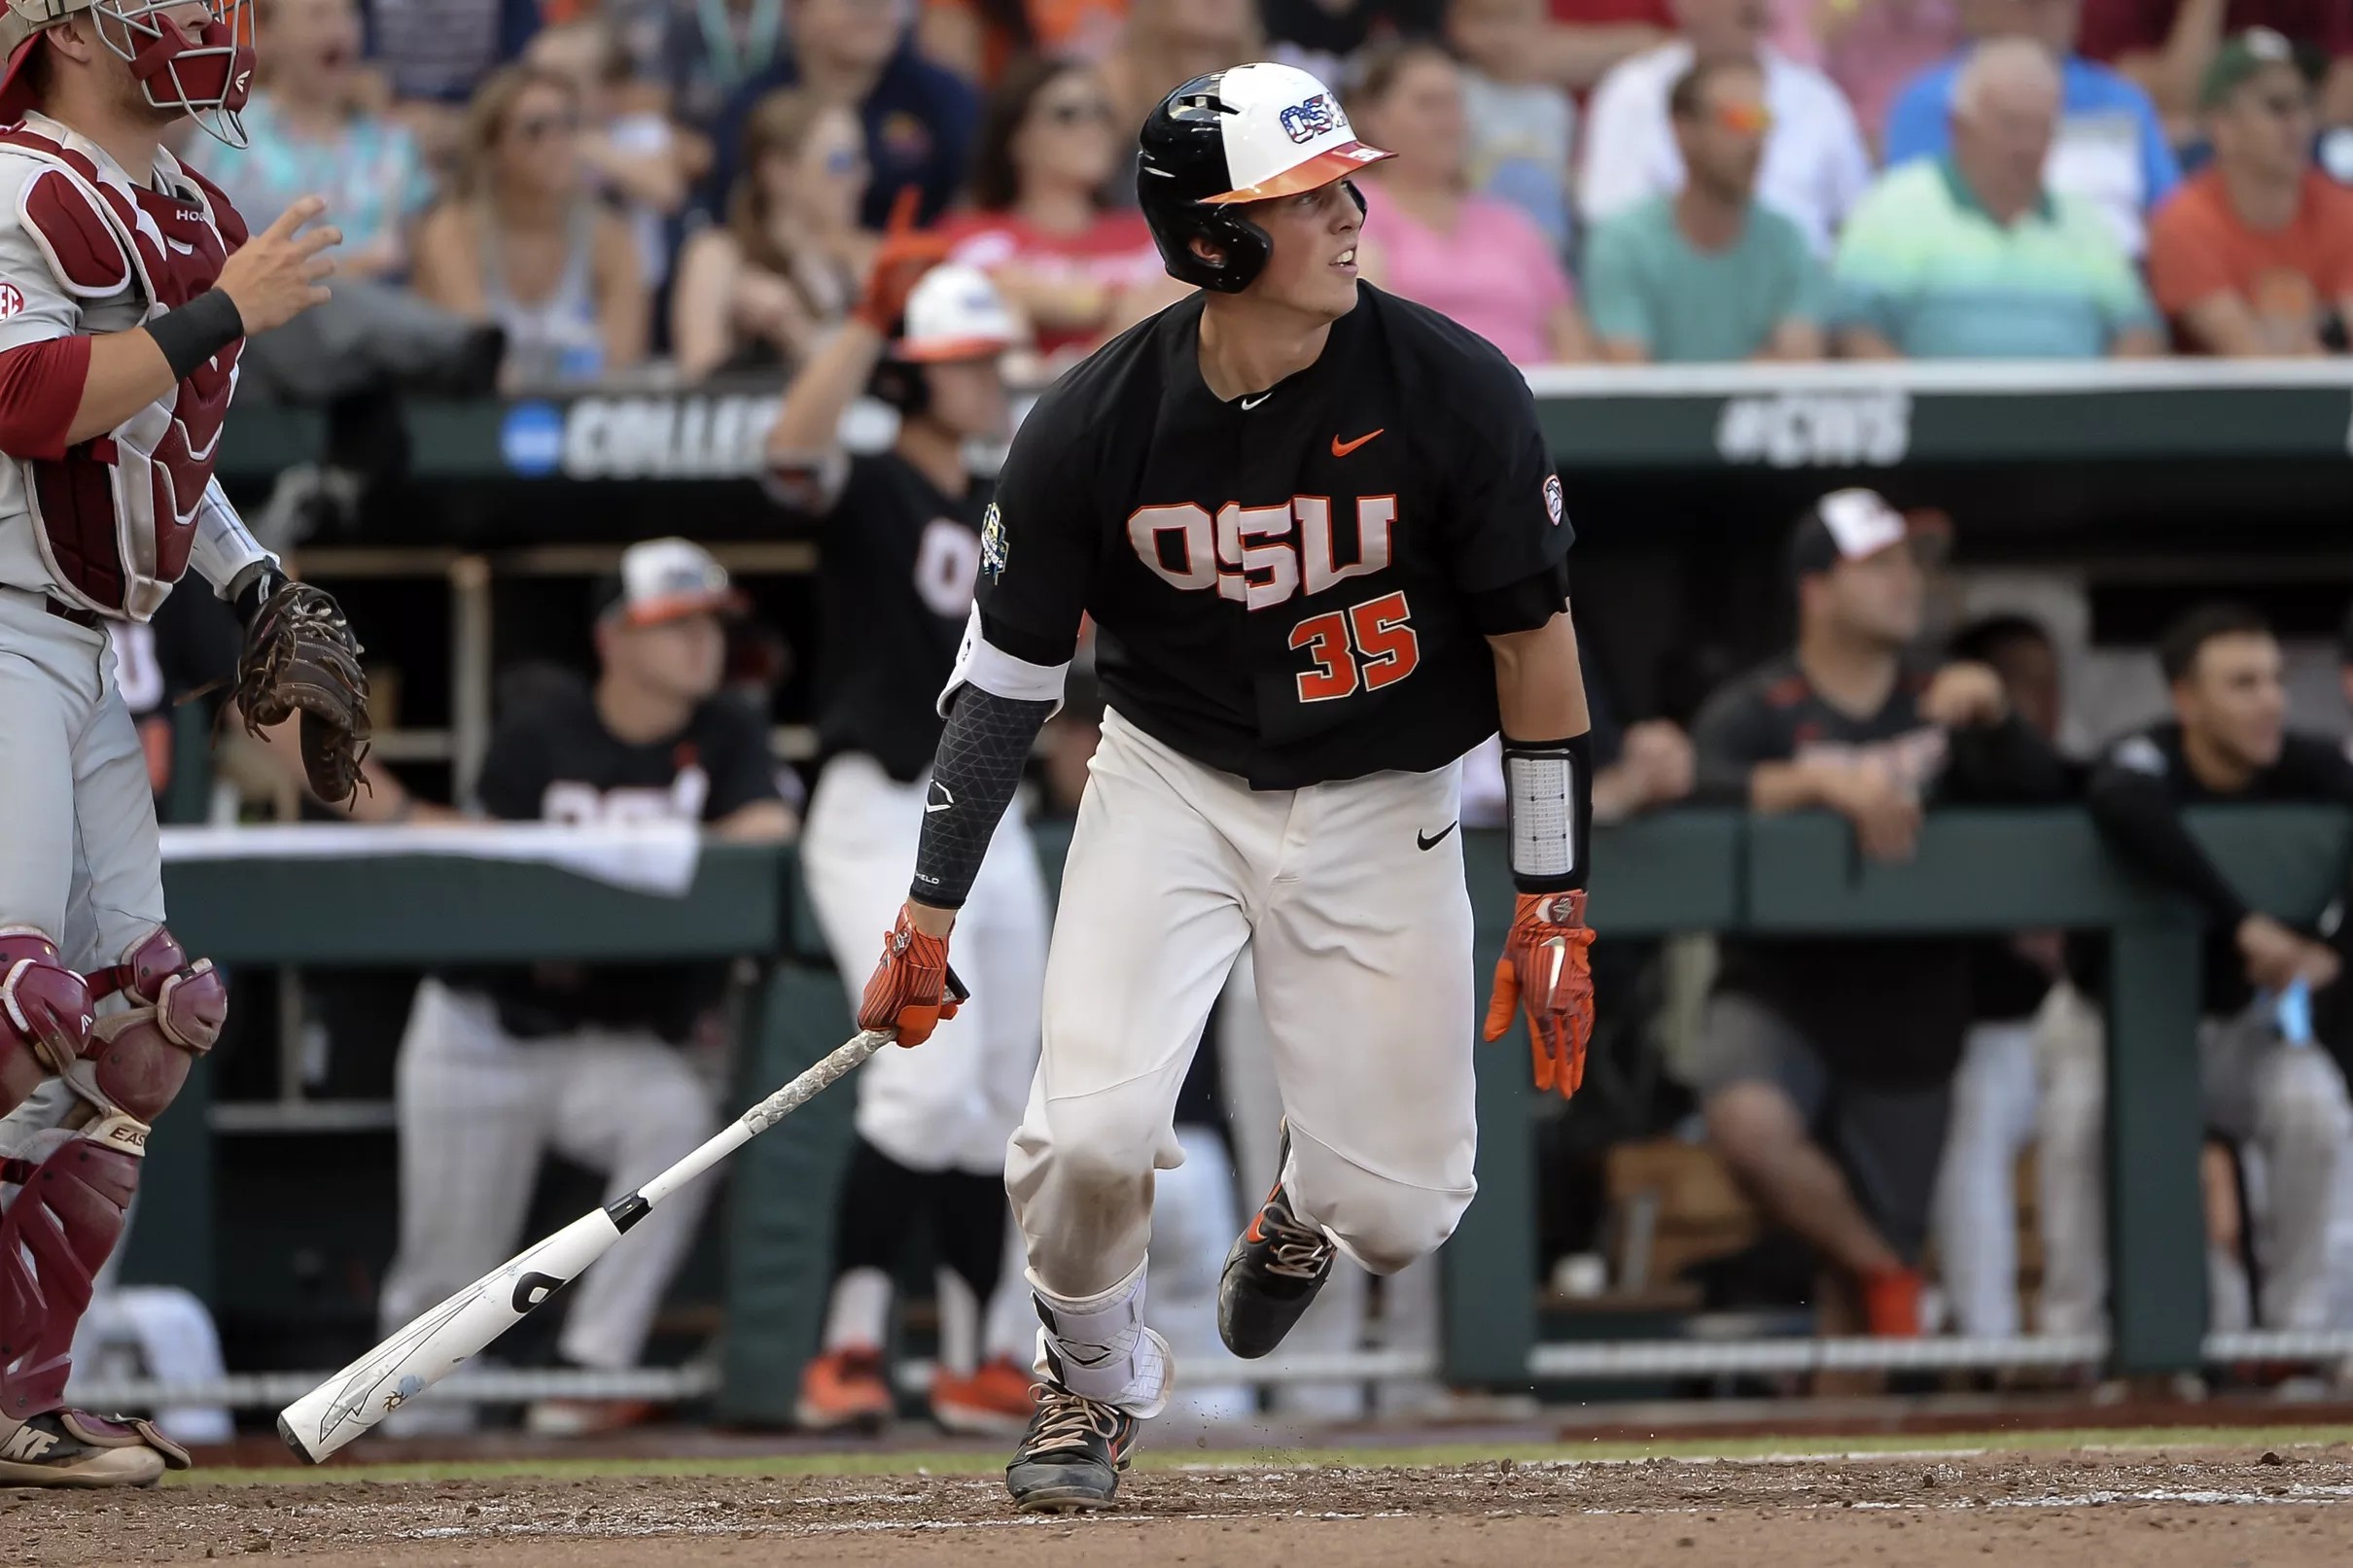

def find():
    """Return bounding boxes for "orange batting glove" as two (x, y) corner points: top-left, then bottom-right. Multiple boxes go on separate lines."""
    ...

(852, 185), (953, 333)
(858, 905), (963, 1047)
(1482, 889), (1597, 1099)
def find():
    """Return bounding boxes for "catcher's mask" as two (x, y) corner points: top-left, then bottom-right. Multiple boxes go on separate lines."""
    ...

(0, 0), (257, 149)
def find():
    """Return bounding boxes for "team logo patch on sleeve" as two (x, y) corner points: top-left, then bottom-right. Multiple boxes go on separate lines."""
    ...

(1279, 94), (1339, 144)
(979, 502), (1008, 581)
(1543, 474), (1564, 527)
(0, 281), (23, 320)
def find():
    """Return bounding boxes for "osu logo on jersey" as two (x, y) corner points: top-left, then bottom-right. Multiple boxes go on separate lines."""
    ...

(1125, 495), (1395, 610)
(1279, 93), (1338, 144)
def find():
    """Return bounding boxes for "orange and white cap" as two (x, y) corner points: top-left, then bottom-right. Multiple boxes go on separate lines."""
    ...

(600, 538), (748, 626)
(893, 262), (1020, 363)
(1188, 61), (1390, 205)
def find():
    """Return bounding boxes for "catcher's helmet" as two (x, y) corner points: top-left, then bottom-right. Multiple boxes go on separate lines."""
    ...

(1137, 61), (1390, 295)
(0, 0), (257, 148)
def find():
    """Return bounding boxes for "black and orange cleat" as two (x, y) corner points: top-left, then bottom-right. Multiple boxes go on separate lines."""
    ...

(1216, 1128), (1337, 1359)
(1004, 1383), (1137, 1513)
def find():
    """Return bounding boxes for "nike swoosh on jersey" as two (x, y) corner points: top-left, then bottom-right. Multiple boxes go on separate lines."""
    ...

(1240, 392), (1273, 409)
(925, 783), (955, 814)
(1331, 428), (1385, 457)
(1416, 821), (1457, 852)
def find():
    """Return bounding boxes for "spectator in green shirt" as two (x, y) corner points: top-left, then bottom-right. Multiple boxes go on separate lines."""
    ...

(1585, 56), (1830, 362)
(1831, 36), (2162, 359)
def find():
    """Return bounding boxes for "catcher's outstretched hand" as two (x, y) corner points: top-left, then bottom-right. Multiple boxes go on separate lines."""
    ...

(233, 572), (371, 806)
(1483, 890), (1597, 1099)
(852, 185), (951, 332)
(859, 905), (964, 1047)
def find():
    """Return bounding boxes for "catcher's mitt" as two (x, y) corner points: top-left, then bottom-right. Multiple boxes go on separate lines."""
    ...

(235, 579), (371, 805)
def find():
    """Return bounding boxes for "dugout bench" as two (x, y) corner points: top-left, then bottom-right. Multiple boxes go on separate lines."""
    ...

(143, 805), (2353, 1415)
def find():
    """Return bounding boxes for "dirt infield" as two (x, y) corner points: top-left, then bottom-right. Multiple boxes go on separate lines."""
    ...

(13, 1442), (2353, 1567)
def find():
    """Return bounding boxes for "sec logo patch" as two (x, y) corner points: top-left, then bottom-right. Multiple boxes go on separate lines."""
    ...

(0, 281), (23, 320)
(1543, 473), (1563, 527)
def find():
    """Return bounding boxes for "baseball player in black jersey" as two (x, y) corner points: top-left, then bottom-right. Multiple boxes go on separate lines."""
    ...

(852, 62), (1599, 1514)
(766, 244), (1051, 1435)
(375, 539), (793, 1438)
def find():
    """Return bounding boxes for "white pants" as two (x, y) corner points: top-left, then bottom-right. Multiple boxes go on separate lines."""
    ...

(1931, 1016), (2044, 1338)
(0, 585), (161, 961)
(2037, 982), (2353, 1333)
(801, 752), (1048, 1175)
(376, 980), (720, 1370)
(1011, 709), (1478, 1309)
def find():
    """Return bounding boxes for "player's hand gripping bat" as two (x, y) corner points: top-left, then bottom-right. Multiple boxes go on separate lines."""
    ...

(276, 968), (966, 1462)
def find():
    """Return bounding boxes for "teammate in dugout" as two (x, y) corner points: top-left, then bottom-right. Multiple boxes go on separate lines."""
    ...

(765, 246), (1051, 1436)
(0, 0), (370, 1487)
(376, 539), (793, 1439)
(852, 62), (1598, 1514)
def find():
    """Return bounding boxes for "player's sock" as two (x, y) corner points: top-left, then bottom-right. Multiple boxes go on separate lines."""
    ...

(822, 1268), (893, 1353)
(934, 1268), (981, 1378)
(1030, 1260), (1172, 1419)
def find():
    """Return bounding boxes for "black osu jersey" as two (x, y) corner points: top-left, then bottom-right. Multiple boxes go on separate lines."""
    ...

(457, 666), (782, 1041)
(976, 285), (1573, 789)
(806, 453), (992, 783)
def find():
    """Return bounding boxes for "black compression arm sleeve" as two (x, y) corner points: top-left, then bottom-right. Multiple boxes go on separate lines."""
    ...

(2085, 771), (2248, 928)
(910, 686), (1056, 910)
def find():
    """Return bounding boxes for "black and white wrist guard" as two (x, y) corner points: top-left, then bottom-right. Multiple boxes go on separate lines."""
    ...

(1502, 731), (1592, 894)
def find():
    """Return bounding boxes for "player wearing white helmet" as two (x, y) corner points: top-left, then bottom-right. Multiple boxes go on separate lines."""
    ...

(0, 0), (356, 1486)
(766, 201), (1053, 1437)
(854, 62), (1599, 1512)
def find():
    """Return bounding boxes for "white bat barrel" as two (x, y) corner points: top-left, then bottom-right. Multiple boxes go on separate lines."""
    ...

(277, 1208), (624, 1462)
(275, 1027), (896, 1463)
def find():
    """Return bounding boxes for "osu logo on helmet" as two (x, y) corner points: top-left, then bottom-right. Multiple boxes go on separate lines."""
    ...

(1278, 93), (1338, 145)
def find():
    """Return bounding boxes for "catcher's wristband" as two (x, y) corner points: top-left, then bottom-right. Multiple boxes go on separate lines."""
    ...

(228, 561), (286, 628)
(147, 290), (245, 382)
(1502, 731), (1592, 894)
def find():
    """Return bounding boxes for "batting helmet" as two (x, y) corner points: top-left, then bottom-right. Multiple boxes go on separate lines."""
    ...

(0, 0), (257, 148)
(1137, 61), (1391, 295)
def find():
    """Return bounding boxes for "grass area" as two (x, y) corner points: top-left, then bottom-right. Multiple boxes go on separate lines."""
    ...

(176, 1424), (2353, 1489)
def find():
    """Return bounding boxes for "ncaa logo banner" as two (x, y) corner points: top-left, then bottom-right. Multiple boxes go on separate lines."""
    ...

(1279, 93), (1339, 144)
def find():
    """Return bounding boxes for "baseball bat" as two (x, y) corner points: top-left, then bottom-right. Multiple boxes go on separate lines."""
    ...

(277, 971), (962, 1462)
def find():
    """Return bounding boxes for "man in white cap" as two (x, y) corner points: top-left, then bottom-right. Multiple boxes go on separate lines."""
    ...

(374, 538), (793, 1440)
(766, 220), (1053, 1439)
(1686, 490), (2066, 1345)
(0, 0), (356, 1485)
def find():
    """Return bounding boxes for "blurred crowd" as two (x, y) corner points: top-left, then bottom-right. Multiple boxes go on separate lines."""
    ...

(194, 0), (2353, 393)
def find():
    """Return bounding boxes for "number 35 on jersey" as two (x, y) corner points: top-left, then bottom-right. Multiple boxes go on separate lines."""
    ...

(1126, 496), (1418, 702)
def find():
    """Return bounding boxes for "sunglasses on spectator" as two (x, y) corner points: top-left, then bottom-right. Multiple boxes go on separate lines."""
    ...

(511, 113), (581, 141)
(1039, 99), (1114, 126)
(1713, 101), (1772, 135)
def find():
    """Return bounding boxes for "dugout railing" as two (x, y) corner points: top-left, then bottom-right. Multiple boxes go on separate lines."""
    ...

(95, 804), (2353, 1417)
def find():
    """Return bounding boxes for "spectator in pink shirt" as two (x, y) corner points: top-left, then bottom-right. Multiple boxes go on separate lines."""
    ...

(1349, 40), (1595, 363)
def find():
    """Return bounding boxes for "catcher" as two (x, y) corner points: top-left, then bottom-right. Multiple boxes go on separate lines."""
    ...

(0, 0), (367, 1486)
